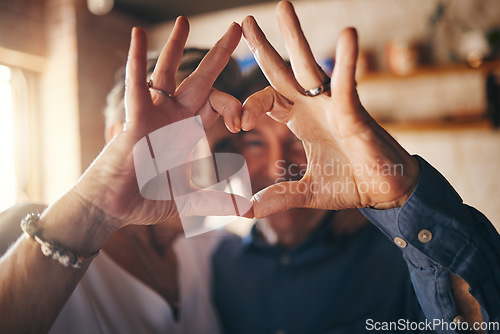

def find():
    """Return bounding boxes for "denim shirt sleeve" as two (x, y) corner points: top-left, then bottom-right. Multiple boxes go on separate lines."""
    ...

(360, 155), (500, 332)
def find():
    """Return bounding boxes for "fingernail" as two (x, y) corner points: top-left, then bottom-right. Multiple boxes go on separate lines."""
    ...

(241, 113), (250, 131)
(234, 117), (241, 132)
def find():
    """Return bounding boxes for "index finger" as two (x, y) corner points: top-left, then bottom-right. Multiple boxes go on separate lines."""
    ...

(176, 22), (242, 103)
(241, 15), (302, 100)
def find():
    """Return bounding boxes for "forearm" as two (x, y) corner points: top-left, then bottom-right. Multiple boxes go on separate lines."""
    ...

(0, 189), (116, 333)
(361, 156), (500, 331)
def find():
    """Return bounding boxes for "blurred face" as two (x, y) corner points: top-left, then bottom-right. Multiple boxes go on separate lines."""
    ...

(209, 116), (326, 234)
(240, 117), (306, 193)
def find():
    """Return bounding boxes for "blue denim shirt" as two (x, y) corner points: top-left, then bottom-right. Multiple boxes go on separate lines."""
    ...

(362, 156), (500, 331)
(212, 156), (500, 333)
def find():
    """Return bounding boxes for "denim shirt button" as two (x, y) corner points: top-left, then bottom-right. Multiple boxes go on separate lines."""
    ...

(394, 237), (407, 248)
(418, 229), (432, 243)
(453, 315), (465, 325)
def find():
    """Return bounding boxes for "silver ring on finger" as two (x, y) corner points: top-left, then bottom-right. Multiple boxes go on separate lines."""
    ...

(147, 79), (174, 98)
(304, 78), (331, 97)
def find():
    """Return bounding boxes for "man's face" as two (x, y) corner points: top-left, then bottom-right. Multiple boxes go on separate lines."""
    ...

(209, 116), (324, 232)
(241, 117), (306, 193)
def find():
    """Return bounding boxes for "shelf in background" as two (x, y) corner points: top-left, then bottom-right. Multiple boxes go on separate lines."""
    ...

(382, 116), (493, 132)
(355, 60), (500, 130)
(358, 59), (500, 83)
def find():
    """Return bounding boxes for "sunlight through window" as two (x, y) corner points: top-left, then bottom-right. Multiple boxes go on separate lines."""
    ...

(0, 64), (17, 212)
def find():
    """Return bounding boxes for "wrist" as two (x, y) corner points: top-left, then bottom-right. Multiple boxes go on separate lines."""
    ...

(370, 155), (421, 210)
(37, 189), (117, 257)
(370, 182), (416, 210)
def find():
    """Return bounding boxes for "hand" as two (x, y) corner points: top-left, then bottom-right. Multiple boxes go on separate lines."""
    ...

(240, 1), (421, 218)
(75, 17), (249, 229)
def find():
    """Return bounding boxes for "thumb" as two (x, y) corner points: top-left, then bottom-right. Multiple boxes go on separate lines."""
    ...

(242, 86), (293, 131)
(198, 88), (242, 133)
(175, 188), (253, 218)
(174, 188), (253, 238)
(251, 180), (307, 218)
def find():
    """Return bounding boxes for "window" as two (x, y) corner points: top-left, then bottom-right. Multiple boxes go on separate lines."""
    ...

(0, 65), (16, 212)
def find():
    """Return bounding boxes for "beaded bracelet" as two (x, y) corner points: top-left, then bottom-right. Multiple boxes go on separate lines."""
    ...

(20, 213), (100, 269)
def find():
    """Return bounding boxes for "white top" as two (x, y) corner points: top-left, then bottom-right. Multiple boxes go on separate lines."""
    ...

(50, 232), (226, 334)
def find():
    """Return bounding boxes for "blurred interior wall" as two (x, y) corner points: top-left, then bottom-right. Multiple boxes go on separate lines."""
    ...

(394, 129), (500, 232)
(150, 0), (500, 68)
(0, 0), (146, 203)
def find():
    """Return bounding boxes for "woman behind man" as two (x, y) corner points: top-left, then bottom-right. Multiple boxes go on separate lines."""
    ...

(51, 47), (244, 333)
(0, 46), (244, 334)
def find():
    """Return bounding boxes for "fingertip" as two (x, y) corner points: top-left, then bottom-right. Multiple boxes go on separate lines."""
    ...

(251, 181), (307, 218)
(241, 116), (255, 131)
(241, 206), (254, 219)
(225, 121), (238, 134)
(340, 27), (358, 44)
(240, 105), (258, 131)
(175, 16), (189, 28)
(241, 124), (251, 132)
(332, 26), (359, 89)
(230, 99), (243, 133)
(218, 20), (242, 52)
(234, 195), (253, 218)
(249, 200), (269, 219)
(339, 27), (358, 49)
(249, 194), (264, 219)
(131, 26), (146, 41)
(227, 21), (243, 43)
(240, 111), (249, 130)
(233, 116), (241, 132)
(127, 26), (147, 63)
(277, 0), (292, 9)
(276, 0), (294, 17)
(230, 21), (242, 33)
(172, 16), (190, 39)
(242, 15), (255, 27)
(241, 15), (257, 38)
